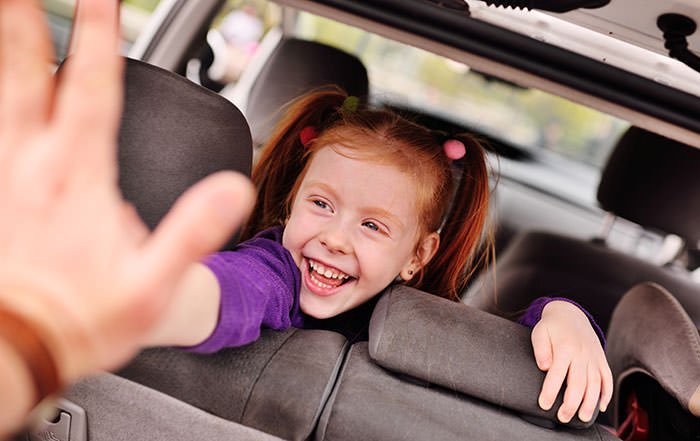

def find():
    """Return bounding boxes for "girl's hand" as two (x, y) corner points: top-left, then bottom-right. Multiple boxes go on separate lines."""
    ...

(531, 301), (613, 423)
(0, 0), (254, 386)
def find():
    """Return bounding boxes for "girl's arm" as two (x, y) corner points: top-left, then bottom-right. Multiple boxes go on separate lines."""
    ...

(529, 300), (613, 424)
(142, 263), (223, 348)
(145, 226), (302, 354)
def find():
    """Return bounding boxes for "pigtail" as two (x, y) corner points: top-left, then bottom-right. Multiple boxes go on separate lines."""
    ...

(239, 87), (349, 241)
(418, 135), (492, 301)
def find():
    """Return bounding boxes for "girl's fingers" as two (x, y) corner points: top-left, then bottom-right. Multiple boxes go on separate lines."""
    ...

(558, 359), (586, 423)
(0, 0), (54, 133)
(54, 0), (123, 160)
(577, 364), (601, 422)
(599, 359), (614, 412)
(531, 323), (553, 371)
(539, 352), (569, 411)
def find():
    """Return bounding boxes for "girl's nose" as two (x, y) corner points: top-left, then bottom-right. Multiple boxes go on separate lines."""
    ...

(319, 223), (352, 255)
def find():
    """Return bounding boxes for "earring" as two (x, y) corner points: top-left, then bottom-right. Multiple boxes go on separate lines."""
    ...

(408, 270), (414, 276)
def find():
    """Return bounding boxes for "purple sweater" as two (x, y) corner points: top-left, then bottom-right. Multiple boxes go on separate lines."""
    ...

(187, 226), (604, 353)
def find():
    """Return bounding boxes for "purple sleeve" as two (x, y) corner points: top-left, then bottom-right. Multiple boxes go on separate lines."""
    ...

(184, 227), (304, 353)
(517, 297), (606, 349)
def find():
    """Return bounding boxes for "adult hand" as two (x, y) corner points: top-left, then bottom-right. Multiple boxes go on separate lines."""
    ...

(0, 0), (253, 393)
(531, 301), (613, 423)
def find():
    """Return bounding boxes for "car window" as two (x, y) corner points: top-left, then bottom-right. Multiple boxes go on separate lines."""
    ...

(199, 0), (281, 87)
(42, 0), (161, 63)
(294, 13), (630, 170)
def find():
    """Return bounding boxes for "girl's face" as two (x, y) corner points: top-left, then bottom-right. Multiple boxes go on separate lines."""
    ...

(283, 145), (439, 319)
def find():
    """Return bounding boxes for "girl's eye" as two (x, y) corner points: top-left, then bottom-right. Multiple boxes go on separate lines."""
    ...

(362, 221), (380, 232)
(313, 200), (329, 210)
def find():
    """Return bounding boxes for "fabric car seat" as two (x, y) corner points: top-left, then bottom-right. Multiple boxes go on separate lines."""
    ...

(244, 37), (369, 148)
(464, 126), (700, 332)
(606, 282), (700, 438)
(463, 126), (700, 432)
(315, 285), (620, 441)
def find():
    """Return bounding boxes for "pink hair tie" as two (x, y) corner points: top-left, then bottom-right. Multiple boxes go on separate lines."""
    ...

(443, 139), (466, 160)
(300, 126), (318, 148)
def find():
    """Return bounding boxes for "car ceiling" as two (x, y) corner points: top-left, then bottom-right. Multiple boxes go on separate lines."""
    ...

(554, 0), (700, 57)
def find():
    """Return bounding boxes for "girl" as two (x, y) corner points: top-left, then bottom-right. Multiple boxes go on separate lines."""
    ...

(145, 88), (612, 425)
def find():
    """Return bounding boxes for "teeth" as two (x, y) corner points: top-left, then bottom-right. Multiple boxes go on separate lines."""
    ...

(309, 259), (349, 280)
(310, 272), (332, 289)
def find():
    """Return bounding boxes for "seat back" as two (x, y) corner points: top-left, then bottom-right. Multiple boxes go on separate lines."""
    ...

(118, 58), (252, 248)
(464, 126), (700, 333)
(316, 286), (619, 441)
(245, 38), (369, 147)
(119, 328), (348, 441)
(463, 127), (700, 431)
(606, 283), (700, 431)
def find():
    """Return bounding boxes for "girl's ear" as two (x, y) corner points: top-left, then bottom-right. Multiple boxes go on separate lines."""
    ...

(400, 232), (440, 281)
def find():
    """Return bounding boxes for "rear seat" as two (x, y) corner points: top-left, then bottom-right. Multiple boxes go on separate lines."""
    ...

(463, 126), (700, 430)
(316, 285), (618, 441)
(118, 328), (347, 441)
(464, 126), (700, 333)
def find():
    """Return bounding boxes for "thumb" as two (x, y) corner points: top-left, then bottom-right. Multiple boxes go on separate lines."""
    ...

(531, 323), (554, 371)
(140, 171), (255, 288)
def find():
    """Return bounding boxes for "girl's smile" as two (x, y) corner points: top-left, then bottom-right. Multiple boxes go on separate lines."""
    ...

(302, 257), (355, 296)
(282, 145), (438, 319)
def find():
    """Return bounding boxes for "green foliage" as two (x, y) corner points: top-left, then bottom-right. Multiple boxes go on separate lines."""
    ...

(296, 14), (627, 168)
(122, 0), (160, 12)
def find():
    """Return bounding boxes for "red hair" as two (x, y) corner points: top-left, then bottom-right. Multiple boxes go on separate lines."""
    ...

(241, 87), (492, 301)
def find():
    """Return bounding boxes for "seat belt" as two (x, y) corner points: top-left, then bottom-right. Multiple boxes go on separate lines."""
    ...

(19, 399), (87, 441)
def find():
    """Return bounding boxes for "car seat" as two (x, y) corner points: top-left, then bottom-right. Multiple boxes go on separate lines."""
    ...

(606, 282), (700, 440)
(464, 126), (700, 333)
(314, 284), (619, 441)
(463, 126), (700, 433)
(243, 37), (369, 148)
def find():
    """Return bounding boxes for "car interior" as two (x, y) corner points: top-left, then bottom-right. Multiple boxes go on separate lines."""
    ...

(21, 0), (700, 440)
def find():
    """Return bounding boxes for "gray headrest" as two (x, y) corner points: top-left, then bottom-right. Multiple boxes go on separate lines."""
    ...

(246, 38), (369, 146)
(597, 127), (700, 243)
(118, 58), (252, 248)
(368, 285), (598, 429)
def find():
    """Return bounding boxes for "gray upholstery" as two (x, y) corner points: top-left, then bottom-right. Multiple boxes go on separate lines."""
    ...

(464, 126), (700, 333)
(464, 126), (700, 431)
(317, 343), (618, 441)
(119, 328), (348, 441)
(118, 58), (252, 248)
(62, 373), (284, 441)
(246, 38), (369, 146)
(597, 127), (700, 243)
(607, 282), (700, 424)
(369, 285), (597, 429)
(465, 231), (700, 333)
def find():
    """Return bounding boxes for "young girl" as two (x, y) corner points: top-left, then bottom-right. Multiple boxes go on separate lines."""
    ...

(145, 88), (611, 425)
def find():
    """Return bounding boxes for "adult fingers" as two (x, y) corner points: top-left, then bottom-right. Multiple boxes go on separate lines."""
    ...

(531, 323), (553, 371)
(539, 351), (569, 411)
(0, 0), (54, 134)
(558, 359), (586, 423)
(54, 0), (123, 158)
(577, 364), (601, 422)
(138, 171), (255, 301)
